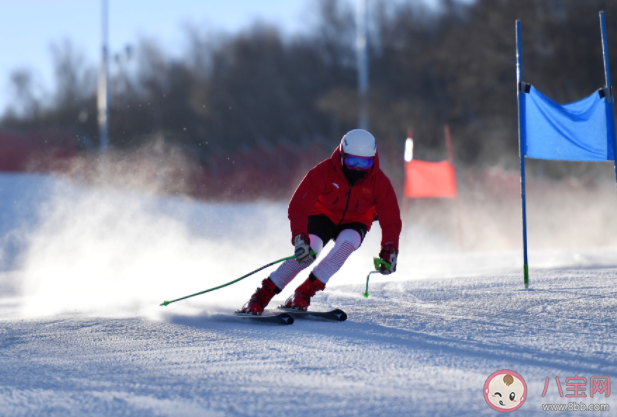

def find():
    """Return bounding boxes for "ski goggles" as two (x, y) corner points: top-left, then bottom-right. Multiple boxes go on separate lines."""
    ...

(343, 154), (374, 170)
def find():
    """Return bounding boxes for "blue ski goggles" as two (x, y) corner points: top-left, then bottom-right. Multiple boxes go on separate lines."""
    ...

(344, 154), (374, 170)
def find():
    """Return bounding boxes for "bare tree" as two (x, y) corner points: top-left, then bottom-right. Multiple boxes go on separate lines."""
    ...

(6, 68), (43, 119)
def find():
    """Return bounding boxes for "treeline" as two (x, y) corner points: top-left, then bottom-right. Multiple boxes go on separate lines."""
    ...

(3, 0), (617, 179)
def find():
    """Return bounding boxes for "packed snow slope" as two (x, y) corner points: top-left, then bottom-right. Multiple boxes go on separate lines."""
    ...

(0, 173), (616, 416)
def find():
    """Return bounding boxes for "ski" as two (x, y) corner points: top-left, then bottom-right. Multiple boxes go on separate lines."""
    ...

(275, 307), (347, 322)
(233, 311), (294, 325)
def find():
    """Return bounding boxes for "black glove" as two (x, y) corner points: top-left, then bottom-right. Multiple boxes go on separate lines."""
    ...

(378, 244), (397, 275)
(293, 233), (315, 264)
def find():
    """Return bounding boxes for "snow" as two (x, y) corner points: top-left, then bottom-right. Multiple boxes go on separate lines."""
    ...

(0, 173), (616, 416)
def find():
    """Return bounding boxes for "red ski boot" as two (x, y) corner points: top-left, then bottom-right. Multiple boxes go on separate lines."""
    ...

(283, 273), (326, 311)
(238, 278), (281, 315)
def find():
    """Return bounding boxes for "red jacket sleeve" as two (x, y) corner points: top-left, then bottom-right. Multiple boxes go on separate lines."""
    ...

(288, 161), (328, 243)
(374, 173), (402, 252)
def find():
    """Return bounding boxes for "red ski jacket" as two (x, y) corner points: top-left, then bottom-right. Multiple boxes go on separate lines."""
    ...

(288, 146), (402, 251)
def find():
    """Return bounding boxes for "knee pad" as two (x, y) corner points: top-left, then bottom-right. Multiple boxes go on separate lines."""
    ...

(335, 229), (362, 250)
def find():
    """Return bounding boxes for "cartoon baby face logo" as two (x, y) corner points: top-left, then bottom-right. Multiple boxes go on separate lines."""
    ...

(484, 370), (527, 412)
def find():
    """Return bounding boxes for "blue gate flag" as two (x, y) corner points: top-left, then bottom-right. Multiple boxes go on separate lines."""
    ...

(522, 86), (615, 161)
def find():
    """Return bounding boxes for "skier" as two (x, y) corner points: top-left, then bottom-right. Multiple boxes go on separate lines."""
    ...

(239, 129), (402, 315)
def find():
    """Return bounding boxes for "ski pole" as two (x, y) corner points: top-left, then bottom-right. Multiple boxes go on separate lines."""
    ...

(363, 257), (391, 298)
(160, 250), (316, 307)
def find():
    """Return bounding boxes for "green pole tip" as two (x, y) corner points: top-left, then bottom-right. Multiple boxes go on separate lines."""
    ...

(160, 301), (169, 307)
(363, 292), (369, 298)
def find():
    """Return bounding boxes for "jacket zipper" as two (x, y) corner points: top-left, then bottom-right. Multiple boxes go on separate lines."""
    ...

(336, 162), (369, 226)
(337, 184), (353, 226)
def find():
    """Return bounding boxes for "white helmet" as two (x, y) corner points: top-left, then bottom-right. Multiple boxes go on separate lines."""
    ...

(341, 129), (376, 157)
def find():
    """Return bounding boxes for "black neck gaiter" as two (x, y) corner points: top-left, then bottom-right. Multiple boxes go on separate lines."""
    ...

(343, 165), (366, 185)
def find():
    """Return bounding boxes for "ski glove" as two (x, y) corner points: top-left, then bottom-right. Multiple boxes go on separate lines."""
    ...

(293, 233), (315, 264)
(378, 244), (397, 275)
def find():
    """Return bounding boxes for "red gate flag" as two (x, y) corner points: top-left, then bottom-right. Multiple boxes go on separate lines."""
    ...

(404, 160), (457, 198)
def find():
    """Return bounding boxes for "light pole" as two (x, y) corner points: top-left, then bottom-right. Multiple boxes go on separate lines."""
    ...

(97, 0), (109, 152)
(356, 0), (368, 130)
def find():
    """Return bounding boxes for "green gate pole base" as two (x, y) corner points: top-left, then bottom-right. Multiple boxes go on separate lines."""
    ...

(524, 264), (529, 289)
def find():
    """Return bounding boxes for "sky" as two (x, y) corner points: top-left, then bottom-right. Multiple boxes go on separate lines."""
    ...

(0, 0), (313, 114)
(0, 0), (443, 115)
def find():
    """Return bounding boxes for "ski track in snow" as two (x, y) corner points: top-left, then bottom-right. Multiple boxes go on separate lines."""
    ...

(2, 271), (617, 416)
(0, 173), (616, 416)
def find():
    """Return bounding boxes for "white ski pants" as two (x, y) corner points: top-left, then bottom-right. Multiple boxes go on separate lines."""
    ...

(269, 229), (362, 289)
